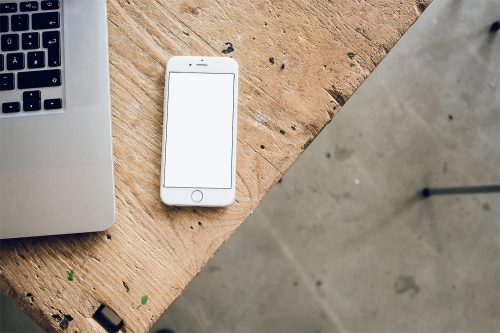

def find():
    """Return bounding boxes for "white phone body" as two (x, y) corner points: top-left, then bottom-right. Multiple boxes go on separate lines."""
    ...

(160, 56), (239, 207)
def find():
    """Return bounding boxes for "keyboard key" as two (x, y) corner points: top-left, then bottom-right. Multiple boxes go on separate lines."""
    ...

(0, 73), (15, 90)
(2, 102), (20, 113)
(42, 30), (59, 47)
(17, 69), (61, 89)
(24, 100), (41, 111)
(41, 0), (60, 11)
(23, 90), (41, 101)
(20, 1), (39, 12)
(0, 16), (8, 33)
(0, 3), (17, 14)
(32, 12), (60, 30)
(43, 31), (61, 67)
(11, 14), (29, 31)
(0, 54), (3, 71)
(44, 98), (62, 110)
(27, 51), (45, 68)
(7, 53), (24, 70)
(1, 34), (19, 52)
(22, 32), (40, 49)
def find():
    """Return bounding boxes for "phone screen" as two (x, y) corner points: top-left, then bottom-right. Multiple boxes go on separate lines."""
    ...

(163, 72), (235, 189)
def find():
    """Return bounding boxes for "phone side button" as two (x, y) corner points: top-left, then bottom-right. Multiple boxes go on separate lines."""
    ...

(191, 190), (203, 202)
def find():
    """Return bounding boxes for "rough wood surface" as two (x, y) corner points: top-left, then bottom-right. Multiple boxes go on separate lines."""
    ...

(0, 0), (431, 332)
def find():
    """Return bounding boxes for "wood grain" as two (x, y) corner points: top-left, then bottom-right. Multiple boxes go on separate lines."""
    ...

(0, 0), (431, 332)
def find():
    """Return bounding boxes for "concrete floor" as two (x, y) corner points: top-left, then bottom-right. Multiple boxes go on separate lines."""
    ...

(2, 0), (500, 332)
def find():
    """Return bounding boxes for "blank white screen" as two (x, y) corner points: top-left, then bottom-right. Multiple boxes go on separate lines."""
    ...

(164, 72), (235, 188)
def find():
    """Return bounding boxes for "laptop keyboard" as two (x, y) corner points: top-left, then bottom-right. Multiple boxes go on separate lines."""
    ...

(0, 0), (64, 117)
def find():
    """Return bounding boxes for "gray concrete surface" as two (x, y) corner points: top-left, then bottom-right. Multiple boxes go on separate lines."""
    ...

(152, 1), (500, 332)
(2, 0), (499, 332)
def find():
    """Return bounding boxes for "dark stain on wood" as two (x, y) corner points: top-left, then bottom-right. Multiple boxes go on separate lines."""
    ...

(222, 42), (234, 54)
(303, 138), (314, 150)
(60, 314), (74, 330)
(326, 87), (346, 106)
(52, 313), (73, 330)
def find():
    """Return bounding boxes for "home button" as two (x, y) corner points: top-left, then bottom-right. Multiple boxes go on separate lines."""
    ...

(191, 190), (203, 202)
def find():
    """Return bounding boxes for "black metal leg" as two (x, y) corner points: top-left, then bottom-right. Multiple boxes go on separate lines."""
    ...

(421, 185), (500, 198)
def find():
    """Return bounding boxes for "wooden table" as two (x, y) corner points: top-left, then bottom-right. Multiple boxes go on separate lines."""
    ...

(0, 0), (431, 332)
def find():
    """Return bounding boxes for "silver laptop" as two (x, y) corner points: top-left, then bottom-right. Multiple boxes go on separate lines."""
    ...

(0, 0), (115, 239)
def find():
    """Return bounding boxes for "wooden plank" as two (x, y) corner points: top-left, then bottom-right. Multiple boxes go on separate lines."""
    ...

(0, 0), (431, 332)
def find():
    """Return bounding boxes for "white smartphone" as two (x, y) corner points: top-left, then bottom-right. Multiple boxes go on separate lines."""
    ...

(160, 56), (239, 207)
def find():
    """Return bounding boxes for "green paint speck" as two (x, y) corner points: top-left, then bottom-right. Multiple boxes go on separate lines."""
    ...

(280, 129), (286, 135)
(347, 52), (356, 59)
(137, 295), (149, 309)
(67, 270), (74, 282)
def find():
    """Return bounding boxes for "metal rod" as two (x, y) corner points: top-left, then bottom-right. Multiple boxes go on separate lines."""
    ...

(421, 185), (500, 198)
